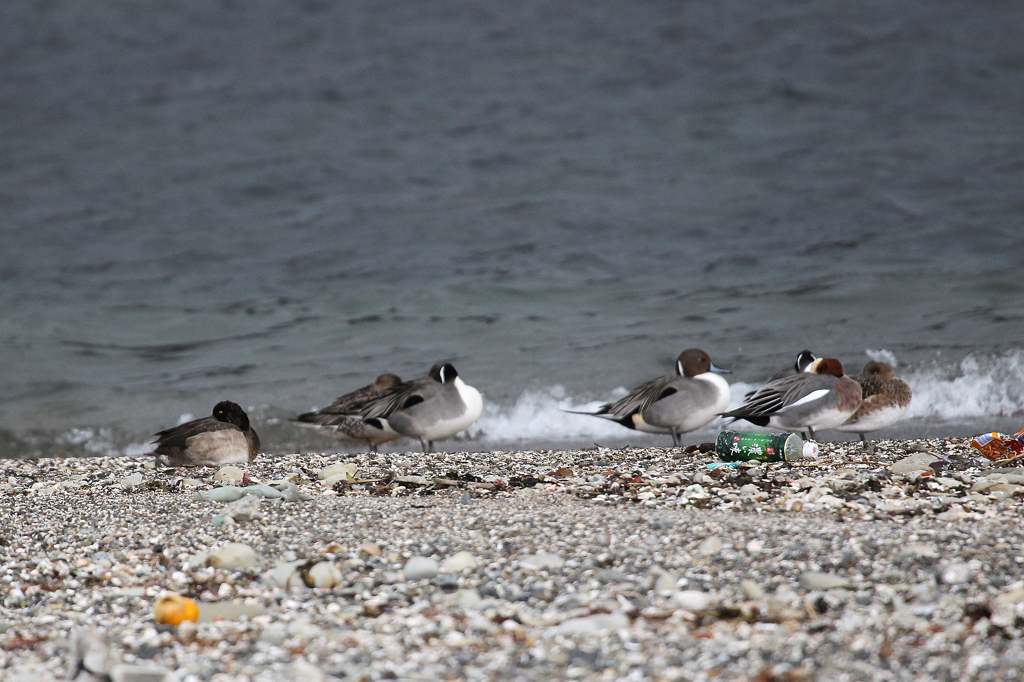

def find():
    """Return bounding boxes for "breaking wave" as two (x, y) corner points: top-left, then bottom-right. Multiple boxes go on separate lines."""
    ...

(469, 350), (1024, 444)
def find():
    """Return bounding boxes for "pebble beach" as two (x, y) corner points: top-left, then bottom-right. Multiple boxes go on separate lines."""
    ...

(4, 439), (1024, 681)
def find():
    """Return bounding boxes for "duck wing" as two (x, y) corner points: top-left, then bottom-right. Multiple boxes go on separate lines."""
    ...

(153, 416), (237, 454)
(724, 374), (831, 418)
(295, 381), (391, 426)
(595, 376), (675, 419)
(353, 379), (432, 420)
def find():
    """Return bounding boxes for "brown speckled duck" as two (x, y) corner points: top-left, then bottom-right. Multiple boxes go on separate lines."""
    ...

(835, 361), (912, 447)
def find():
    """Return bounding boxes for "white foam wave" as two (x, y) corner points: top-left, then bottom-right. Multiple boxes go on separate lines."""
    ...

(903, 349), (1024, 420)
(469, 351), (1024, 444)
(865, 348), (899, 367)
(470, 385), (645, 443)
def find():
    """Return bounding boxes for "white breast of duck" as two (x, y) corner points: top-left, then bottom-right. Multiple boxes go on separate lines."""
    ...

(421, 377), (483, 441)
(697, 372), (732, 415)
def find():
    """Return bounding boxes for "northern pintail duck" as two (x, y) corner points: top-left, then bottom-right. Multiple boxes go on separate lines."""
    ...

(293, 373), (403, 452)
(835, 361), (911, 446)
(354, 362), (483, 453)
(567, 348), (731, 446)
(150, 400), (260, 466)
(722, 357), (862, 440)
(746, 349), (819, 401)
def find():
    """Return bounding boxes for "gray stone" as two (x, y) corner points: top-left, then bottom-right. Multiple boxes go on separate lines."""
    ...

(519, 552), (564, 571)
(260, 623), (288, 646)
(403, 556), (440, 580)
(941, 561), (972, 585)
(109, 664), (169, 682)
(800, 571), (852, 590)
(207, 543), (259, 571)
(889, 452), (941, 476)
(306, 561), (342, 588)
(119, 473), (144, 489)
(197, 599), (266, 622)
(200, 486), (246, 502)
(675, 590), (715, 612)
(697, 535), (723, 556)
(270, 481), (312, 501)
(554, 611), (630, 635)
(221, 494), (260, 522)
(440, 551), (479, 573)
(213, 465), (244, 485)
(317, 462), (357, 481)
(244, 484), (286, 499)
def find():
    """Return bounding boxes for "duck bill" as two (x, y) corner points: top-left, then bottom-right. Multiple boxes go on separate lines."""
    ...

(710, 363), (731, 375)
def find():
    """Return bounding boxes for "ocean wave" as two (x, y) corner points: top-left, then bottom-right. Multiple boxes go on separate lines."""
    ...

(29, 349), (1024, 458)
(902, 349), (1024, 420)
(468, 350), (1024, 444)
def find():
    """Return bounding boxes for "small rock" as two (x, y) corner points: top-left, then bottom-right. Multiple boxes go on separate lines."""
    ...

(554, 611), (630, 635)
(4, 587), (25, 608)
(452, 588), (482, 610)
(120, 473), (144, 489)
(900, 542), (939, 560)
(440, 551), (479, 573)
(520, 552), (564, 571)
(653, 571), (678, 594)
(269, 481), (312, 501)
(305, 561), (342, 588)
(200, 486), (246, 502)
(359, 543), (382, 557)
(198, 599), (266, 622)
(697, 536), (723, 556)
(403, 556), (440, 580)
(889, 452), (942, 476)
(287, 618), (322, 640)
(318, 462), (357, 481)
(207, 543), (259, 571)
(941, 562), (972, 585)
(67, 629), (111, 678)
(990, 587), (1024, 627)
(739, 483), (759, 497)
(260, 623), (288, 646)
(741, 580), (767, 600)
(213, 465), (244, 485)
(266, 561), (307, 591)
(675, 590), (715, 612)
(220, 495), (260, 523)
(244, 484), (285, 499)
(800, 571), (852, 591)
(290, 660), (327, 682)
(109, 663), (169, 682)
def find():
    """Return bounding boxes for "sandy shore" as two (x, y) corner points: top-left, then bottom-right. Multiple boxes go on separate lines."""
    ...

(3, 438), (1024, 680)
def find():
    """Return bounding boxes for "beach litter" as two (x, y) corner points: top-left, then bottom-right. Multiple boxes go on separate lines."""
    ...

(971, 427), (1024, 464)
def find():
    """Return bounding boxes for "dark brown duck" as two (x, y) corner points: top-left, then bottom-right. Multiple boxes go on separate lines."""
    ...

(150, 400), (260, 466)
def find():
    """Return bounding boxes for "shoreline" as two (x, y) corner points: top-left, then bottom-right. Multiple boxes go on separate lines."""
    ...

(3, 438), (1024, 680)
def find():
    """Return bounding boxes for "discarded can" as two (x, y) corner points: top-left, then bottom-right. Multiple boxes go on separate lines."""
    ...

(715, 430), (819, 462)
(970, 430), (1024, 461)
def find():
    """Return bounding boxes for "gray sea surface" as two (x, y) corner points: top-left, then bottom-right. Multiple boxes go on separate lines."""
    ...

(2, 1), (1023, 457)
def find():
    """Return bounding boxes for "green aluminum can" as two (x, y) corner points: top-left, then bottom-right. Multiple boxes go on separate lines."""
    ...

(715, 430), (818, 462)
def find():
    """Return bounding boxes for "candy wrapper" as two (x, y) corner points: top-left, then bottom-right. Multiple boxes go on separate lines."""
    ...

(970, 427), (1024, 461)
